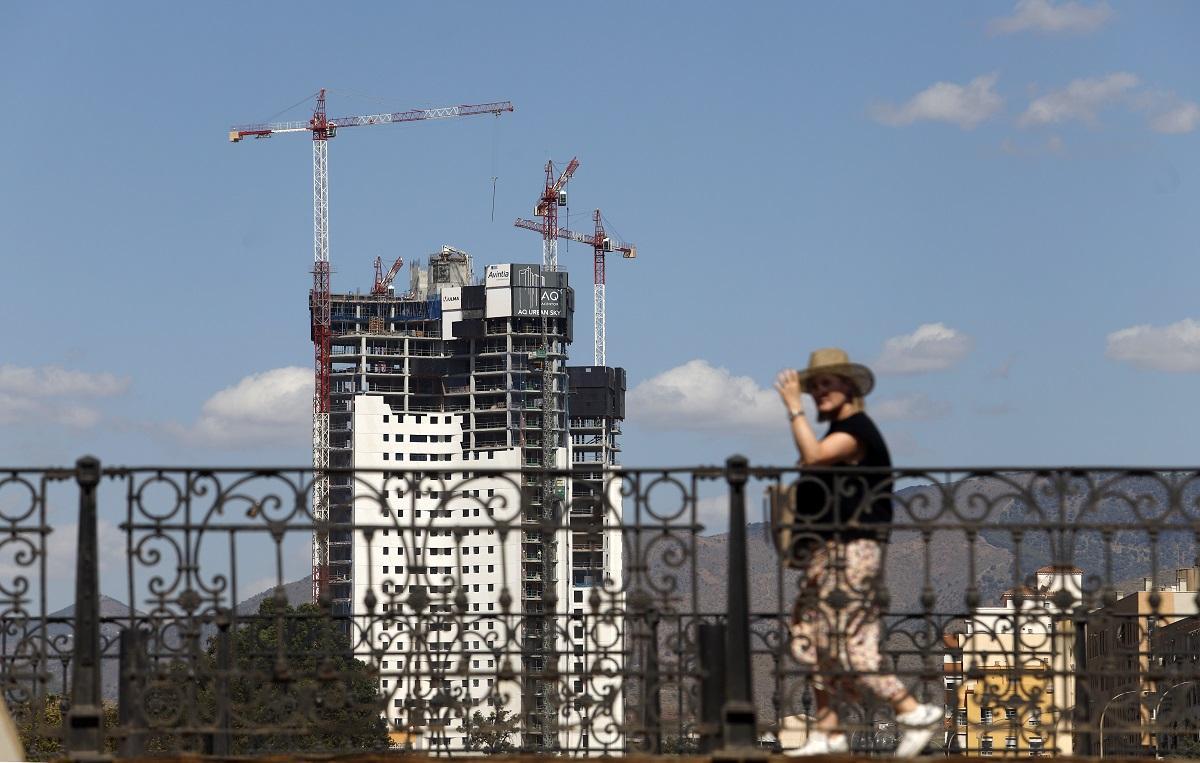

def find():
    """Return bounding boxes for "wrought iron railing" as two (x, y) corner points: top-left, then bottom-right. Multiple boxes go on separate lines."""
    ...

(1, 459), (1199, 758)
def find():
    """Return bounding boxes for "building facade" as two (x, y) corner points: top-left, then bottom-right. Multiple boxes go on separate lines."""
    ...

(1084, 568), (1200, 757)
(951, 567), (1083, 756)
(323, 249), (624, 752)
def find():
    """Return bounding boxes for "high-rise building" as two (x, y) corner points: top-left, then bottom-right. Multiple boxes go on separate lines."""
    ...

(324, 248), (625, 752)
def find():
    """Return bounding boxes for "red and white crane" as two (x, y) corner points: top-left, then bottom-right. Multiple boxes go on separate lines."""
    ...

(529, 158), (579, 272)
(372, 255), (405, 295)
(514, 209), (636, 366)
(230, 89), (513, 601)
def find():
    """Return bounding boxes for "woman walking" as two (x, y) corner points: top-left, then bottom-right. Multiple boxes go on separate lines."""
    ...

(774, 348), (941, 757)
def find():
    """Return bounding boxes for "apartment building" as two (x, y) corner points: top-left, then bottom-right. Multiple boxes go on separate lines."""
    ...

(1084, 568), (1200, 756)
(951, 566), (1083, 756)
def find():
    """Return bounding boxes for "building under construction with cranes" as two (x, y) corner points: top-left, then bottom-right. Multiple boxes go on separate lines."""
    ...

(321, 245), (626, 752)
(232, 94), (628, 751)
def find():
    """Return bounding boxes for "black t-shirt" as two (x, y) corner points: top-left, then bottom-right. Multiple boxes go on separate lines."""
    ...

(792, 412), (894, 541)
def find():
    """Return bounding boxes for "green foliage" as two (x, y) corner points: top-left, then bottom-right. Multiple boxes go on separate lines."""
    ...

(12, 694), (119, 761)
(660, 733), (700, 754)
(142, 597), (389, 754)
(459, 708), (519, 753)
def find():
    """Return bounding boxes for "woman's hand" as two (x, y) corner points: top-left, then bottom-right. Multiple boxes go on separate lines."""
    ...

(774, 369), (804, 413)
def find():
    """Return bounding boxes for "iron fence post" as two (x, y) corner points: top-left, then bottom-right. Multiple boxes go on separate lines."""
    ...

(721, 455), (758, 751)
(67, 455), (105, 761)
(698, 621), (727, 753)
(118, 627), (147, 757)
(1073, 607), (1093, 755)
(212, 624), (233, 755)
(646, 609), (661, 754)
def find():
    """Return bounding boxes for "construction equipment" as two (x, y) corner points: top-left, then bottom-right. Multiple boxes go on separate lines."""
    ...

(230, 90), (513, 602)
(514, 209), (636, 366)
(372, 255), (404, 295)
(528, 158), (579, 272)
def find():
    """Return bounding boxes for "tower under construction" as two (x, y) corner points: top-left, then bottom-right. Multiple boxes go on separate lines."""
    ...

(323, 248), (625, 752)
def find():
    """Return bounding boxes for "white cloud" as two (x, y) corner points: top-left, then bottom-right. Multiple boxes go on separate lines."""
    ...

(872, 74), (1003, 130)
(1018, 73), (1139, 127)
(989, 0), (1112, 35)
(695, 493), (731, 536)
(875, 323), (973, 374)
(1149, 100), (1200, 135)
(627, 360), (795, 432)
(873, 393), (952, 422)
(1106, 319), (1200, 372)
(0, 365), (129, 397)
(172, 366), (312, 448)
(0, 365), (129, 429)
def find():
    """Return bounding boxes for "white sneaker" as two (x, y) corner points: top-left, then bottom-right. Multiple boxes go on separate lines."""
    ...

(786, 730), (850, 756)
(894, 703), (942, 758)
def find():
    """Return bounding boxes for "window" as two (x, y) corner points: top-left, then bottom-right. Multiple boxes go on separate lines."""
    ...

(1029, 738), (1044, 757)
(383, 415), (389, 423)
(1006, 707), (1016, 721)
(980, 737), (993, 756)
(383, 453), (390, 461)
(411, 454), (427, 462)
(1028, 713), (1041, 727)
(1006, 737), (1017, 752)
(981, 708), (993, 724)
(957, 708), (967, 726)
(395, 453), (404, 461)
(383, 434), (390, 442)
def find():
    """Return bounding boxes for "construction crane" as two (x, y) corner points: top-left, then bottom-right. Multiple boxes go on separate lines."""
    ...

(514, 209), (636, 366)
(230, 89), (513, 603)
(372, 255), (404, 295)
(530, 158), (579, 272)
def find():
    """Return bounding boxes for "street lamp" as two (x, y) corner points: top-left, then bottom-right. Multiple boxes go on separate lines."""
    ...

(1151, 681), (1195, 759)
(1099, 689), (1153, 758)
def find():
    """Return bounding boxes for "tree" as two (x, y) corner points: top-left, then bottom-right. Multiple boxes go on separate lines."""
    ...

(139, 597), (389, 754)
(460, 708), (519, 753)
(11, 694), (119, 761)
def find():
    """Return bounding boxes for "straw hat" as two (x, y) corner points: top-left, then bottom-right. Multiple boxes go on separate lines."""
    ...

(796, 348), (875, 397)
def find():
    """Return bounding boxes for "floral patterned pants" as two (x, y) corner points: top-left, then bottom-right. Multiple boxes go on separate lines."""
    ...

(789, 538), (907, 702)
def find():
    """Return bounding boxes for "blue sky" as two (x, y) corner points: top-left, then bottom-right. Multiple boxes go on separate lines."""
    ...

(3, 1), (1199, 474)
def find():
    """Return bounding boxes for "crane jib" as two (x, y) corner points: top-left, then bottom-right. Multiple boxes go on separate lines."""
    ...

(231, 102), (514, 138)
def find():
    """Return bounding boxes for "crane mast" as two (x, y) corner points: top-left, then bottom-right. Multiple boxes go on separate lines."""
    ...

(534, 158), (578, 272)
(311, 91), (332, 604)
(231, 90), (513, 602)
